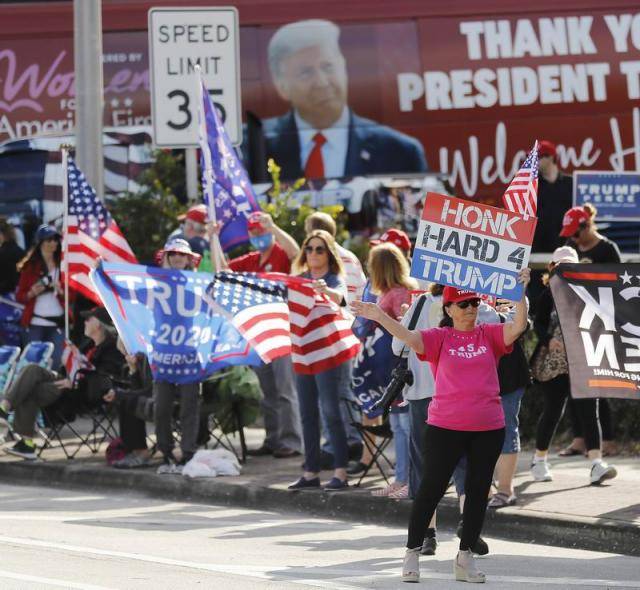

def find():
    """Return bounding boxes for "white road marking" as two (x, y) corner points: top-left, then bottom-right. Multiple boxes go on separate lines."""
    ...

(0, 534), (637, 589)
(0, 569), (116, 590)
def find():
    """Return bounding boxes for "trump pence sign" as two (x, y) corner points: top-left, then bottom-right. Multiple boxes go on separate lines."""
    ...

(410, 193), (537, 300)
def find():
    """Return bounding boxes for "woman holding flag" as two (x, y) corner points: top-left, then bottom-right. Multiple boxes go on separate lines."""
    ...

(352, 268), (530, 584)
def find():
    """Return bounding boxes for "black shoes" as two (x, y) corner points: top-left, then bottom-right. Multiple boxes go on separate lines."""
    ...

(5, 440), (37, 460)
(346, 461), (367, 475)
(246, 445), (274, 457)
(421, 536), (437, 556)
(288, 476), (320, 490)
(273, 447), (301, 459)
(456, 520), (489, 556)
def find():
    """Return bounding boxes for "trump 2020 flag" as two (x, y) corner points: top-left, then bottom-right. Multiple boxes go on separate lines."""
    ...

(502, 142), (539, 218)
(65, 157), (137, 303)
(90, 262), (262, 384)
(550, 263), (640, 400)
(197, 77), (260, 251)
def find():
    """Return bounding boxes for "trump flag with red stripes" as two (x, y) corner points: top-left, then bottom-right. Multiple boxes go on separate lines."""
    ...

(209, 272), (360, 374)
(502, 142), (539, 218)
(64, 157), (137, 303)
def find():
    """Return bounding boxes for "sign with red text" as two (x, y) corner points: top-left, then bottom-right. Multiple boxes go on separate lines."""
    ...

(410, 192), (537, 300)
(148, 7), (241, 147)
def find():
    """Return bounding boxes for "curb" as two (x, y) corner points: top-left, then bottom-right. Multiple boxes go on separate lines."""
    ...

(0, 460), (637, 557)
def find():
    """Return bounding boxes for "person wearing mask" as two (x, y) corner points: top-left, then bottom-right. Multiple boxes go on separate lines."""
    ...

(0, 219), (24, 295)
(172, 205), (210, 256)
(558, 204), (620, 458)
(530, 246), (617, 485)
(154, 238), (203, 474)
(366, 243), (417, 499)
(217, 211), (303, 459)
(288, 230), (351, 491)
(103, 339), (153, 469)
(0, 306), (122, 460)
(15, 225), (67, 368)
(352, 270), (530, 584)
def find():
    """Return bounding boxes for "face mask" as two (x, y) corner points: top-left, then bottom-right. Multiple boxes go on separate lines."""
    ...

(250, 233), (273, 252)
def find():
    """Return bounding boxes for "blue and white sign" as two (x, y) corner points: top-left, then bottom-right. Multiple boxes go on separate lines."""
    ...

(90, 262), (262, 384)
(574, 171), (640, 221)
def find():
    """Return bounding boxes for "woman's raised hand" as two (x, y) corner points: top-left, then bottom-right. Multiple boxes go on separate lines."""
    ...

(350, 300), (382, 321)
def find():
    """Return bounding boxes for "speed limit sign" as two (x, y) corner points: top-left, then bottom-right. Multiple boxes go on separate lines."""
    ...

(148, 7), (241, 147)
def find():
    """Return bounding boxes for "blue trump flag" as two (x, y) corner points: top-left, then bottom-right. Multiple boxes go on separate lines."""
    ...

(198, 76), (260, 251)
(90, 262), (262, 384)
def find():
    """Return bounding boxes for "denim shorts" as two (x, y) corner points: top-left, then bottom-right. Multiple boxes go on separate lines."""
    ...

(501, 387), (525, 454)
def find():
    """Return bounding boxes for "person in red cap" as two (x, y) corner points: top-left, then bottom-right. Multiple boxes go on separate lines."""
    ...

(173, 204), (210, 256)
(352, 269), (530, 584)
(212, 211), (303, 459)
(531, 140), (573, 255)
(370, 228), (412, 256)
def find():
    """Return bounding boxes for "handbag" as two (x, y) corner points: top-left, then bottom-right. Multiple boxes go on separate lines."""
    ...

(530, 323), (568, 383)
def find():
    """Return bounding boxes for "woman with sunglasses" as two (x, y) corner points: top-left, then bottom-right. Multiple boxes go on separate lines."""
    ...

(352, 269), (530, 584)
(15, 225), (66, 368)
(153, 238), (203, 474)
(288, 230), (352, 491)
(558, 204), (621, 459)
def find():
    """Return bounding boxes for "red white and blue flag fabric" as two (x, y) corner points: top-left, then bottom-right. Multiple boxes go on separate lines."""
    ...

(502, 142), (539, 218)
(61, 339), (93, 383)
(550, 263), (640, 400)
(209, 272), (361, 375)
(65, 158), (137, 303)
(197, 77), (260, 252)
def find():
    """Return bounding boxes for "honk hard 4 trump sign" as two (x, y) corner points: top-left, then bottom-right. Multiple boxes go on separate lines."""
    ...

(410, 193), (537, 300)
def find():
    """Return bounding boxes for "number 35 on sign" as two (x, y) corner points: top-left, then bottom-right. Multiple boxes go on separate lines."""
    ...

(148, 7), (241, 147)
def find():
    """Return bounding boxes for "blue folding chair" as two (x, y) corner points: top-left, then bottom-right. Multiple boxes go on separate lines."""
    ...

(15, 341), (55, 374)
(0, 345), (21, 398)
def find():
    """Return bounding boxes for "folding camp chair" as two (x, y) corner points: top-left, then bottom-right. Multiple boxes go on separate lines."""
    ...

(0, 345), (21, 397)
(16, 341), (54, 372)
(342, 397), (395, 487)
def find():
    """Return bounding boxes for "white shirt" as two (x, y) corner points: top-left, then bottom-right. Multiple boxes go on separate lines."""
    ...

(32, 267), (63, 327)
(296, 107), (349, 178)
(336, 244), (366, 304)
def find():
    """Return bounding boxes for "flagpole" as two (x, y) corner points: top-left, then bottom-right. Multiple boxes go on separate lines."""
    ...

(61, 145), (71, 340)
(195, 65), (226, 273)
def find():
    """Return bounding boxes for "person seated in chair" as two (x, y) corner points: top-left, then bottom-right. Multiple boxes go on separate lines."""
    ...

(0, 307), (123, 460)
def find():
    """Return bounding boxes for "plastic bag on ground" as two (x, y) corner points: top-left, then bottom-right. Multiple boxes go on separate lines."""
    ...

(182, 449), (241, 478)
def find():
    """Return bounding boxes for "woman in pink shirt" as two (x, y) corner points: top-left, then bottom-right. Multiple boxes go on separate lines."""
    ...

(352, 268), (530, 584)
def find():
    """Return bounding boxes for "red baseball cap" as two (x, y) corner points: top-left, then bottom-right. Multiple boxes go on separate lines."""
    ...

(177, 204), (208, 225)
(537, 140), (557, 159)
(442, 287), (480, 305)
(247, 211), (266, 233)
(559, 206), (590, 237)
(370, 228), (412, 252)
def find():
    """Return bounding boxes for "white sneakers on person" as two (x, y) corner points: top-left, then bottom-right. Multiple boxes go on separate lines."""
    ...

(454, 549), (486, 583)
(590, 461), (617, 485)
(401, 547), (420, 583)
(530, 458), (553, 482)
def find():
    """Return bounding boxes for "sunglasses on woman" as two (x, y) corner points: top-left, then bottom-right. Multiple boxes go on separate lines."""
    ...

(455, 299), (481, 309)
(304, 245), (327, 255)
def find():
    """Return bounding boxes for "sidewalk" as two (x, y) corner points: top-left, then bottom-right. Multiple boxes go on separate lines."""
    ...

(0, 426), (638, 557)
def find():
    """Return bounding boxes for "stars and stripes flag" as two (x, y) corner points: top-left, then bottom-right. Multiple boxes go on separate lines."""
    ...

(61, 339), (93, 383)
(64, 157), (137, 303)
(197, 75), (260, 252)
(208, 272), (361, 375)
(502, 142), (539, 218)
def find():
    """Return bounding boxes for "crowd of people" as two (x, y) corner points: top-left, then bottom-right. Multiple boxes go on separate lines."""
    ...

(0, 139), (627, 584)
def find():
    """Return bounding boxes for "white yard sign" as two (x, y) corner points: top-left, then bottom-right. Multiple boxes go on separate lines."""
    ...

(148, 7), (241, 147)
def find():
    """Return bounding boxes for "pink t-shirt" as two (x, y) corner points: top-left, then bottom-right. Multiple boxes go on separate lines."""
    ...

(417, 323), (512, 431)
(378, 287), (412, 319)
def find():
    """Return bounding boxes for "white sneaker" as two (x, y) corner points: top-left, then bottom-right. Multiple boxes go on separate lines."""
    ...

(530, 459), (553, 482)
(590, 462), (617, 485)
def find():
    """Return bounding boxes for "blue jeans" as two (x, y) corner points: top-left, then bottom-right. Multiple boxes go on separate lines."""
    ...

(501, 387), (525, 454)
(25, 325), (64, 370)
(321, 381), (362, 454)
(296, 362), (350, 472)
(390, 410), (411, 484)
(408, 398), (430, 498)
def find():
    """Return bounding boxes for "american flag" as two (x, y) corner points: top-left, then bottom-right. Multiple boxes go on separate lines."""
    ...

(197, 77), (260, 252)
(502, 142), (539, 218)
(209, 272), (361, 375)
(64, 157), (137, 303)
(61, 339), (93, 384)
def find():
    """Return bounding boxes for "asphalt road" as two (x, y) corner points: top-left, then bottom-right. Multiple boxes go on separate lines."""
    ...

(0, 482), (637, 589)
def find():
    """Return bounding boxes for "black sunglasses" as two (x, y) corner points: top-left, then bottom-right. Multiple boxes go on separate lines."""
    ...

(456, 299), (481, 309)
(304, 245), (327, 255)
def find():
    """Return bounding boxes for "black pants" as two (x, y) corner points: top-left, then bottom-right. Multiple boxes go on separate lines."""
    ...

(406, 425), (504, 551)
(567, 397), (614, 441)
(535, 375), (601, 451)
(117, 395), (148, 453)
